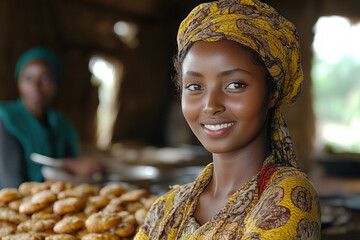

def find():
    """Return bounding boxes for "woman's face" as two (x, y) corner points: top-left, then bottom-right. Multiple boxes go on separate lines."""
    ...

(18, 59), (57, 116)
(181, 40), (276, 154)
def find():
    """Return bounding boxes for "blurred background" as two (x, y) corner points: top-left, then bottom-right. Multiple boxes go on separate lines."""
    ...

(1, 0), (360, 238)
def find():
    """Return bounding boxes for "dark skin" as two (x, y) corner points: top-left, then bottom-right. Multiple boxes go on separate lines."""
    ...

(181, 40), (278, 225)
(18, 60), (104, 177)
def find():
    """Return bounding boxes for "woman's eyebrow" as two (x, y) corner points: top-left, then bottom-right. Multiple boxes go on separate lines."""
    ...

(184, 71), (203, 77)
(218, 68), (251, 77)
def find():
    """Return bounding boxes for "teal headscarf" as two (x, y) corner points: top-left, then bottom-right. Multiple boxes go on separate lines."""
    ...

(15, 46), (64, 85)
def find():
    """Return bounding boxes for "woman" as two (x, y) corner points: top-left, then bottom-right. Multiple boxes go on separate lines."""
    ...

(135, 0), (321, 239)
(0, 46), (103, 188)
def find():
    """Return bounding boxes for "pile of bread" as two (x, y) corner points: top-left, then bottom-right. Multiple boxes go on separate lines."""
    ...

(0, 181), (157, 240)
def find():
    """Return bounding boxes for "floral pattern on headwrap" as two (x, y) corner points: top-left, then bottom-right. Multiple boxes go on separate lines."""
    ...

(177, 0), (303, 168)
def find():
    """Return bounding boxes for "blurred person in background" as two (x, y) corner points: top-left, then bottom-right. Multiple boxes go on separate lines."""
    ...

(0, 46), (104, 188)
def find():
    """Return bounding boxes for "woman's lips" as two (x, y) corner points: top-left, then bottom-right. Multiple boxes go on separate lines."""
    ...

(201, 122), (236, 137)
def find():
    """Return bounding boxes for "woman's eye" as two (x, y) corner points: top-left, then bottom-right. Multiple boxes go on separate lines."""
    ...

(24, 76), (32, 81)
(226, 82), (246, 89)
(186, 84), (202, 91)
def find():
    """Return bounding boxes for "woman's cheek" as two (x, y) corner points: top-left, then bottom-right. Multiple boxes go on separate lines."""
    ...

(181, 97), (200, 123)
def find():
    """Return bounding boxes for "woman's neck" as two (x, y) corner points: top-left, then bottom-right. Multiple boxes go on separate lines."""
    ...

(209, 137), (267, 198)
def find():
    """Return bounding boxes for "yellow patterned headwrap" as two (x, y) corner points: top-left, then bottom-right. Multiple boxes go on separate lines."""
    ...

(177, 0), (302, 168)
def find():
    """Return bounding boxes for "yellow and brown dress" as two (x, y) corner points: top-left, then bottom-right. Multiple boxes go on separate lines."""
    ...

(135, 162), (320, 239)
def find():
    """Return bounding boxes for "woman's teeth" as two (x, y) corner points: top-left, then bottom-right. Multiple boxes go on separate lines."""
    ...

(204, 122), (235, 130)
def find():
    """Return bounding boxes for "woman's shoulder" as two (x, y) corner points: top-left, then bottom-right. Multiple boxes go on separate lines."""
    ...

(260, 165), (319, 206)
(257, 164), (312, 196)
(243, 166), (321, 239)
(267, 166), (315, 191)
(0, 100), (21, 116)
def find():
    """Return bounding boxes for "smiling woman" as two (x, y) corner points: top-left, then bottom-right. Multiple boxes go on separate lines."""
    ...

(181, 40), (275, 156)
(135, 0), (321, 239)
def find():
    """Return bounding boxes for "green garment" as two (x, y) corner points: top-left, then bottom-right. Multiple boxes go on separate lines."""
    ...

(0, 99), (78, 182)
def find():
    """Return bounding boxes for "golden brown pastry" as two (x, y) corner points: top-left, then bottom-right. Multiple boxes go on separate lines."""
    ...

(32, 190), (57, 203)
(85, 212), (122, 233)
(31, 212), (61, 221)
(0, 207), (29, 224)
(76, 228), (89, 239)
(58, 183), (97, 200)
(8, 199), (22, 211)
(122, 214), (136, 225)
(53, 216), (85, 234)
(1, 232), (43, 240)
(0, 220), (16, 237)
(142, 195), (158, 210)
(114, 223), (135, 237)
(102, 203), (124, 213)
(18, 182), (40, 195)
(81, 233), (120, 240)
(31, 182), (52, 195)
(17, 219), (56, 232)
(19, 201), (48, 214)
(134, 208), (147, 225)
(125, 201), (143, 214)
(99, 184), (125, 198)
(87, 195), (110, 209)
(50, 181), (73, 193)
(118, 189), (148, 203)
(53, 197), (85, 215)
(45, 234), (78, 240)
(0, 188), (22, 202)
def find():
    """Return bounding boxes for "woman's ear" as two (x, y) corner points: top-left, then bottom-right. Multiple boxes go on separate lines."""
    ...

(268, 90), (279, 109)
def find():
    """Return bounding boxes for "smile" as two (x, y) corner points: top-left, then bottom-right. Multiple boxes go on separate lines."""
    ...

(203, 122), (236, 131)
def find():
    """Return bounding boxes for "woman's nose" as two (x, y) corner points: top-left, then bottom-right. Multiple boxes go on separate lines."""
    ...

(30, 78), (42, 90)
(204, 90), (225, 115)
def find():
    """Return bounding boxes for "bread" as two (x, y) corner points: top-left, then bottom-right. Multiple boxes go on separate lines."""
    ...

(0, 180), (154, 239)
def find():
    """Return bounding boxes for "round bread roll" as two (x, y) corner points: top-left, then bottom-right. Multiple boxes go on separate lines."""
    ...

(122, 214), (136, 225)
(50, 182), (73, 193)
(45, 234), (78, 240)
(1, 232), (43, 240)
(76, 228), (89, 239)
(53, 197), (85, 215)
(8, 199), (22, 211)
(18, 182), (40, 195)
(19, 201), (48, 214)
(125, 201), (143, 214)
(99, 184), (124, 198)
(87, 195), (110, 209)
(114, 223), (135, 237)
(134, 208), (147, 225)
(0, 188), (22, 202)
(0, 220), (16, 237)
(142, 195), (158, 210)
(17, 219), (56, 232)
(85, 212), (122, 233)
(31, 182), (52, 195)
(53, 216), (84, 234)
(57, 184), (96, 199)
(0, 207), (29, 224)
(32, 190), (57, 203)
(102, 203), (124, 213)
(81, 233), (120, 240)
(31, 212), (61, 221)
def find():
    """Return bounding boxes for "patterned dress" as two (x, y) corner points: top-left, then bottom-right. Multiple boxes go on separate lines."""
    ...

(135, 163), (321, 239)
